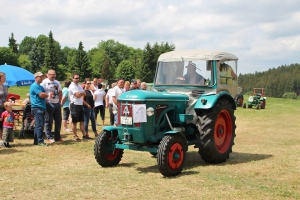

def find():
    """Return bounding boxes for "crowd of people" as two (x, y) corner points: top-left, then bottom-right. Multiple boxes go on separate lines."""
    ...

(0, 70), (147, 147)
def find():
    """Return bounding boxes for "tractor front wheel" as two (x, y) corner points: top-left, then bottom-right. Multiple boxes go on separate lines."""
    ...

(196, 98), (236, 163)
(94, 130), (124, 167)
(157, 134), (186, 177)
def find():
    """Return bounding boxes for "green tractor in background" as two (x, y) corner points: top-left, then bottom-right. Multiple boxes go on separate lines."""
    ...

(243, 88), (266, 109)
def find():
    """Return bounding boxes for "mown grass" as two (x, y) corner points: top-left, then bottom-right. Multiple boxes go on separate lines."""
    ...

(0, 87), (299, 199)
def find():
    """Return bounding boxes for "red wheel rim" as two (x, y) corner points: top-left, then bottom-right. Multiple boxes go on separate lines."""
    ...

(104, 137), (120, 161)
(168, 143), (184, 169)
(214, 110), (233, 153)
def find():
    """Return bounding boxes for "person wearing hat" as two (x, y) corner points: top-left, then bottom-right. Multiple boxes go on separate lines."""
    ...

(129, 79), (138, 90)
(30, 72), (49, 146)
(182, 62), (205, 84)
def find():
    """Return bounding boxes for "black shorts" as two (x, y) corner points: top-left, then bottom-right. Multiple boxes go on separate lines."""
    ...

(63, 107), (70, 120)
(70, 104), (84, 123)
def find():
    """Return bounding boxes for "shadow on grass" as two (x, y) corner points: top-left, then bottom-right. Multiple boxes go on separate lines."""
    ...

(0, 148), (21, 154)
(135, 151), (273, 176)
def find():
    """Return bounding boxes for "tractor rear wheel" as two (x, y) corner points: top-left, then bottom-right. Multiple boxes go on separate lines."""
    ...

(157, 134), (186, 177)
(94, 130), (124, 167)
(196, 98), (236, 164)
(260, 100), (266, 109)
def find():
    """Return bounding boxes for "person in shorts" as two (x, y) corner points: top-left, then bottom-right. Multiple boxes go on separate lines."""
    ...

(61, 80), (71, 132)
(0, 102), (16, 148)
(68, 74), (91, 141)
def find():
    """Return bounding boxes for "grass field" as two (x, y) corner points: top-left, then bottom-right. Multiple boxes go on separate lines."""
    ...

(1, 86), (300, 199)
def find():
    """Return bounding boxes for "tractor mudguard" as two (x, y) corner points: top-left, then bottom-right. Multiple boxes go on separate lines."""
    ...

(102, 126), (118, 132)
(164, 131), (188, 152)
(194, 92), (236, 110)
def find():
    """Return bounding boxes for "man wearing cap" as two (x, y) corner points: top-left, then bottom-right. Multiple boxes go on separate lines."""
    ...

(30, 72), (48, 146)
(182, 62), (205, 84)
(129, 79), (138, 90)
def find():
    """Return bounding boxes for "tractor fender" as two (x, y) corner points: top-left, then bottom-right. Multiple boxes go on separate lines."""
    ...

(103, 126), (118, 132)
(194, 92), (236, 110)
(164, 131), (188, 152)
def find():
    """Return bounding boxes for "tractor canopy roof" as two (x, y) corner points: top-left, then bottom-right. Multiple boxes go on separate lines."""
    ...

(158, 50), (238, 62)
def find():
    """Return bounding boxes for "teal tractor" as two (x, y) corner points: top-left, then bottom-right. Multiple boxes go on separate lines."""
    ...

(94, 50), (239, 176)
(243, 88), (266, 109)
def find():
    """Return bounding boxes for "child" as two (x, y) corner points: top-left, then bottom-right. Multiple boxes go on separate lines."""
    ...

(22, 94), (35, 130)
(0, 102), (16, 148)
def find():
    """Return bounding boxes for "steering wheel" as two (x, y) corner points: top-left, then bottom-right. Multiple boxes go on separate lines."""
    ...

(173, 77), (185, 84)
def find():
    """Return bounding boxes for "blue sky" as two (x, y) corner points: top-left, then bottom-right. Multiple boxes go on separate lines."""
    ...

(0, 0), (299, 74)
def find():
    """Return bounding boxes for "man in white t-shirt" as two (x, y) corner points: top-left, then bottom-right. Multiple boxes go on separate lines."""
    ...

(69, 73), (91, 141)
(93, 83), (106, 126)
(105, 82), (116, 125)
(41, 69), (63, 144)
(112, 78), (124, 126)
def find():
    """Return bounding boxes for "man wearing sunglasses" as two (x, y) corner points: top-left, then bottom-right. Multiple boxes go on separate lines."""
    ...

(69, 74), (89, 141)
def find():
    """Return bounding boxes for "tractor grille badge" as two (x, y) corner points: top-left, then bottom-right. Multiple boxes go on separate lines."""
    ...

(123, 106), (130, 116)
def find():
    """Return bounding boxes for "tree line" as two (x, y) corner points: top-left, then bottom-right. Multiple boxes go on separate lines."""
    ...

(238, 63), (300, 98)
(1, 32), (175, 82)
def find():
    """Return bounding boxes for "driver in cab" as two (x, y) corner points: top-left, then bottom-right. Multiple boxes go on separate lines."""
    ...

(179, 62), (204, 84)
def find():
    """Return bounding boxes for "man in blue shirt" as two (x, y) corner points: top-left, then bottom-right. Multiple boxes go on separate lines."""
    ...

(30, 72), (48, 146)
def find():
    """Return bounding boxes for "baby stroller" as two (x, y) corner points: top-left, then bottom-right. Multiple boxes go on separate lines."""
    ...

(19, 103), (35, 139)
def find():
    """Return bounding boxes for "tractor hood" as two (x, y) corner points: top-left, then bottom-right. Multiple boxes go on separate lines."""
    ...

(118, 90), (189, 102)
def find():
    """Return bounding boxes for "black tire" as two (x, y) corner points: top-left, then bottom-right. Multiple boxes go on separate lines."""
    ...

(248, 104), (252, 108)
(235, 94), (244, 107)
(196, 98), (236, 164)
(19, 123), (25, 139)
(260, 100), (265, 109)
(157, 134), (186, 177)
(94, 130), (124, 167)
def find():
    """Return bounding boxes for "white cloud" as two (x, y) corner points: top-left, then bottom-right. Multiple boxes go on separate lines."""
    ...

(0, 0), (300, 74)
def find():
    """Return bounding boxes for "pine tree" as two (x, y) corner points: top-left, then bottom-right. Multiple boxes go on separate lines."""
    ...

(44, 31), (59, 72)
(28, 44), (41, 72)
(8, 33), (18, 54)
(74, 41), (90, 81)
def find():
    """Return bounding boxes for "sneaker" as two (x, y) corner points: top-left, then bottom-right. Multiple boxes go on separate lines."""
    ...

(56, 139), (64, 143)
(82, 135), (93, 140)
(33, 142), (38, 145)
(96, 123), (101, 126)
(64, 128), (71, 132)
(38, 142), (48, 147)
(48, 139), (55, 144)
(73, 135), (81, 141)
(6, 144), (11, 148)
(0, 143), (7, 148)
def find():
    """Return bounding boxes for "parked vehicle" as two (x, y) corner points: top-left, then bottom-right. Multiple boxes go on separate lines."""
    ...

(234, 87), (244, 107)
(243, 88), (266, 109)
(94, 50), (238, 176)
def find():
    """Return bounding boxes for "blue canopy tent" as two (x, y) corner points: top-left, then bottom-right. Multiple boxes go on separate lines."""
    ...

(0, 64), (34, 86)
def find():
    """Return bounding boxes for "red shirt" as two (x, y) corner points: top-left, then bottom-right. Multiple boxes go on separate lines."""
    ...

(1, 111), (15, 128)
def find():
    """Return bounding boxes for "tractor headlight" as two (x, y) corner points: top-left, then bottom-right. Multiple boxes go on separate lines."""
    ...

(146, 107), (154, 116)
(248, 97), (253, 102)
